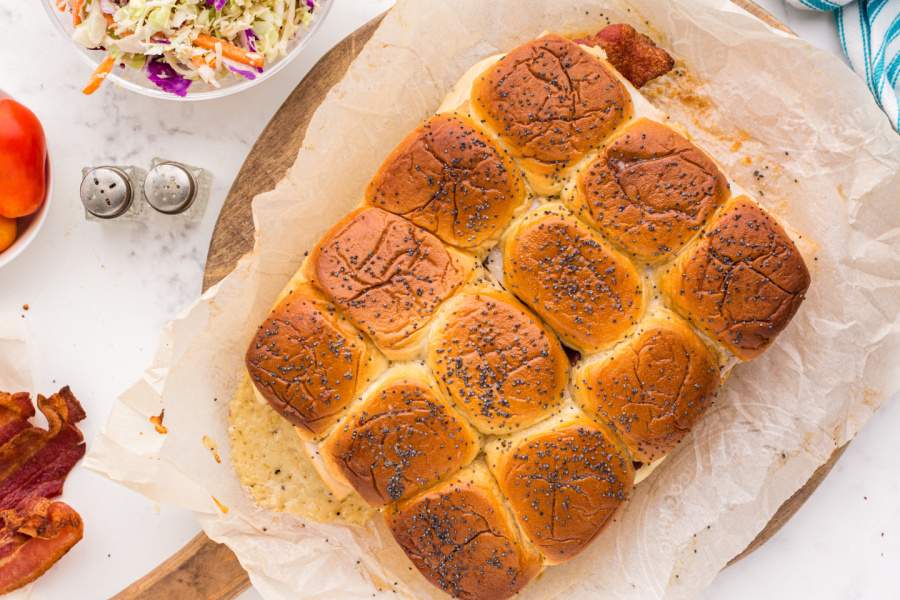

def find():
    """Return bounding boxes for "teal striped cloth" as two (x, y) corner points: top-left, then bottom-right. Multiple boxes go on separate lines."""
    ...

(787, 0), (899, 130)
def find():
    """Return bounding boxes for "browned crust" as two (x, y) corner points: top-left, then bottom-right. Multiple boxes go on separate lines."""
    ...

(503, 206), (645, 353)
(386, 464), (543, 600)
(570, 119), (730, 262)
(245, 284), (375, 439)
(660, 197), (811, 359)
(308, 207), (471, 354)
(490, 420), (634, 563)
(471, 34), (632, 177)
(574, 24), (675, 88)
(573, 316), (721, 462)
(427, 290), (568, 435)
(320, 375), (478, 506)
(366, 113), (526, 249)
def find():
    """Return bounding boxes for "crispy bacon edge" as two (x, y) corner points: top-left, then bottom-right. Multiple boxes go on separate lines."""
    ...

(575, 23), (675, 88)
(0, 497), (84, 594)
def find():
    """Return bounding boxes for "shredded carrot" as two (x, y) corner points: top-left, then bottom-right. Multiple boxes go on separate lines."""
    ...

(82, 54), (116, 95)
(71, 0), (83, 25)
(55, 0), (67, 12)
(191, 54), (217, 69)
(103, 12), (114, 26)
(193, 33), (263, 68)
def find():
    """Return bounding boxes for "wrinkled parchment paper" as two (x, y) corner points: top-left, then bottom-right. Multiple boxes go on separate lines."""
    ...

(85, 1), (900, 598)
(0, 318), (32, 396)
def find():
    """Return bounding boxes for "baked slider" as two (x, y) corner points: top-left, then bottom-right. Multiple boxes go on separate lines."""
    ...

(319, 365), (479, 506)
(367, 113), (526, 251)
(471, 34), (633, 195)
(245, 282), (386, 440)
(386, 462), (543, 600)
(427, 289), (568, 435)
(233, 28), (813, 600)
(502, 203), (645, 353)
(485, 406), (634, 564)
(568, 118), (730, 263)
(572, 312), (721, 463)
(660, 196), (811, 360)
(307, 207), (476, 360)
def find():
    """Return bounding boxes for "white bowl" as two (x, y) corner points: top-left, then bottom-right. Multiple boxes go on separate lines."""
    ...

(42, 0), (334, 101)
(0, 160), (53, 269)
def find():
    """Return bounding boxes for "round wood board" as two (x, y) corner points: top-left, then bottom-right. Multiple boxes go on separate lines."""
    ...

(118, 5), (846, 599)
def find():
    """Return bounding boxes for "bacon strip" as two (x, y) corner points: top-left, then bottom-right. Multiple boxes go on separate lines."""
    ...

(0, 393), (35, 447)
(575, 24), (675, 88)
(0, 498), (84, 594)
(0, 387), (86, 593)
(0, 387), (86, 510)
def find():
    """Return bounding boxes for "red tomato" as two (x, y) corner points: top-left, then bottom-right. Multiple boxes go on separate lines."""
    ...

(0, 98), (47, 218)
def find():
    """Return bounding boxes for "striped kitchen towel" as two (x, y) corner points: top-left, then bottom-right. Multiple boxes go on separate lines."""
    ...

(786, 0), (899, 130)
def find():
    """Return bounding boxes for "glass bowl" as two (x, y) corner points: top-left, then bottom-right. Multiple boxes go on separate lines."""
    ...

(42, 0), (334, 101)
(0, 160), (53, 270)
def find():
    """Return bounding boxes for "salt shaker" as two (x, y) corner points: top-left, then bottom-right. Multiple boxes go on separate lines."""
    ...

(80, 159), (210, 222)
(80, 165), (146, 221)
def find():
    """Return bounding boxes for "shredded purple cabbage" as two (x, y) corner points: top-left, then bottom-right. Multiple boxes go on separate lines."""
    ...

(244, 28), (257, 52)
(242, 29), (264, 73)
(306, 0), (315, 12)
(146, 58), (192, 97)
(208, 0), (227, 10)
(228, 65), (257, 80)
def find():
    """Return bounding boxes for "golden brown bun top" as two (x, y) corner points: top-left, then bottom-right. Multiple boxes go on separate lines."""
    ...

(308, 207), (472, 356)
(427, 290), (568, 435)
(503, 205), (645, 353)
(488, 414), (634, 563)
(320, 369), (479, 506)
(386, 463), (543, 600)
(471, 34), (632, 171)
(571, 118), (730, 262)
(245, 283), (376, 440)
(573, 314), (720, 462)
(660, 197), (811, 360)
(367, 113), (526, 249)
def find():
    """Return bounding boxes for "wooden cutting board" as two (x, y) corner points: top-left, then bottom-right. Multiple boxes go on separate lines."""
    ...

(116, 4), (847, 599)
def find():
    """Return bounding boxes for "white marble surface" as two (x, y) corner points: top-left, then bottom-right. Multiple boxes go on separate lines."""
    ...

(0, 1), (894, 599)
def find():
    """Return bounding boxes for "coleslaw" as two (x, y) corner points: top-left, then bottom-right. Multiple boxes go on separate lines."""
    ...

(59, 0), (318, 96)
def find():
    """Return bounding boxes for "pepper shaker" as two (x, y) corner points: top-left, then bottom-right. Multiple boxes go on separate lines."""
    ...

(80, 158), (210, 222)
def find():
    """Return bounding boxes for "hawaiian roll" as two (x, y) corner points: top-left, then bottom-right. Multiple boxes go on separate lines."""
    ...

(244, 283), (386, 441)
(307, 207), (476, 360)
(659, 197), (811, 360)
(569, 118), (730, 262)
(386, 462), (543, 600)
(367, 113), (526, 250)
(471, 34), (633, 194)
(485, 406), (634, 564)
(427, 289), (568, 435)
(319, 365), (479, 506)
(572, 313), (721, 462)
(502, 204), (645, 353)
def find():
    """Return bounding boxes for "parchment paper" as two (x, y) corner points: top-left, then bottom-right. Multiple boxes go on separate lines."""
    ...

(85, 1), (900, 598)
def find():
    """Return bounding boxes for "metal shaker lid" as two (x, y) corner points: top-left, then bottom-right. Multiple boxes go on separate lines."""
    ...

(143, 162), (197, 214)
(80, 166), (133, 219)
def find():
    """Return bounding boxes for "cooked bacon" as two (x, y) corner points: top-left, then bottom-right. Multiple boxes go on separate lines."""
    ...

(0, 387), (85, 592)
(0, 497), (83, 594)
(575, 24), (675, 88)
(0, 393), (35, 447)
(0, 387), (86, 510)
